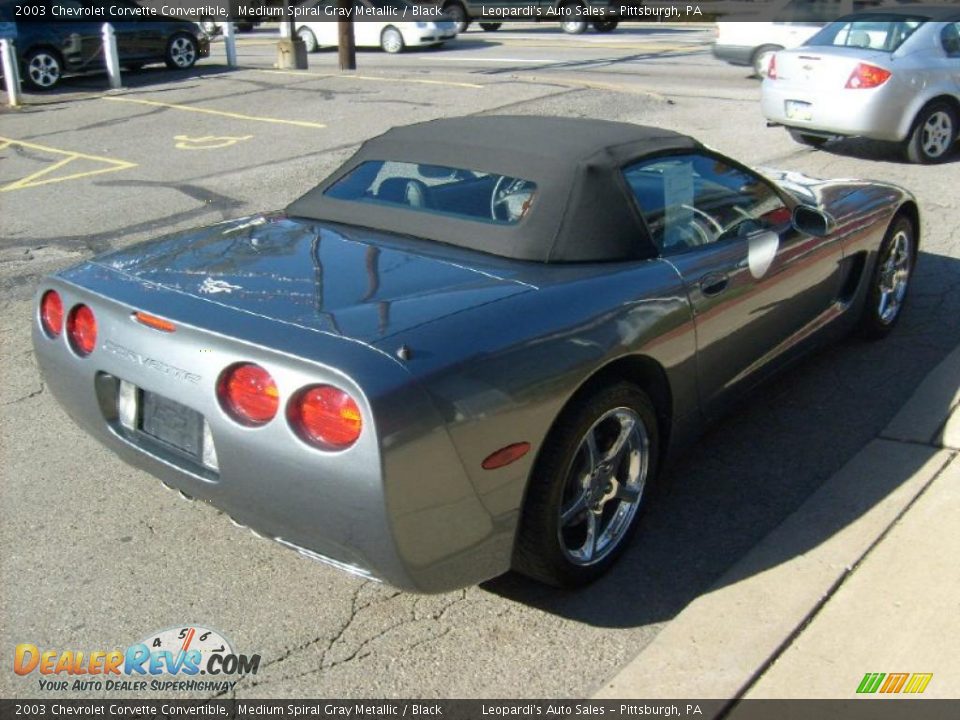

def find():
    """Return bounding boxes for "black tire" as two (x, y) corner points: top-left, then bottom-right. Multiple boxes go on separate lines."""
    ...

(593, 20), (618, 33)
(905, 101), (958, 164)
(479, 22), (502, 31)
(751, 44), (781, 78)
(559, 2), (588, 34)
(298, 26), (318, 53)
(444, 2), (470, 34)
(380, 26), (405, 54)
(859, 215), (916, 339)
(23, 47), (63, 91)
(165, 33), (198, 70)
(123, 63), (145, 72)
(788, 129), (829, 148)
(513, 382), (660, 587)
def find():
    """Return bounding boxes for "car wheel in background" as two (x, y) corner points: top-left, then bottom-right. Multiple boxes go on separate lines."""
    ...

(24, 48), (63, 91)
(751, 44), (781, 78)
(905, 101), (958, 164)
(381, 26), (405, 54)
(513, 382), (659, 587)
(593, 20), (618, 33)
(444, 2), (470, 33)
(860, 215), (916, 339)
(788, 129), (829, 148)
(165, 34), (198, 69)
(298, 26), (318, 52)
(479, 22), (501, 31)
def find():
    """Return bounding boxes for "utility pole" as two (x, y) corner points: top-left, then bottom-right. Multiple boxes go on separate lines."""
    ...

(337, 0), (356, 70)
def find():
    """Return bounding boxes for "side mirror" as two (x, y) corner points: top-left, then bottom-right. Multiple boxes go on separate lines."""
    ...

(792, 205), (832, 238)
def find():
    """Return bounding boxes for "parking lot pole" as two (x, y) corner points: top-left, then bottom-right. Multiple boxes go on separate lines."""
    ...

(102, 24), (122, 90)
(223, 21), (237, 67)
(0, 38), (20, 107)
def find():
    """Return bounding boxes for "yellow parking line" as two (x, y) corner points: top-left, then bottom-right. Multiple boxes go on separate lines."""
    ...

(0, 136), (137, 192)
(259, 69), (484, 89)
(103, 96), (327, 129)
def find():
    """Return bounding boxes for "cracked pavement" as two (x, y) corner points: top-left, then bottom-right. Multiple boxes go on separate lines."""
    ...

(2, 27), (960, 698)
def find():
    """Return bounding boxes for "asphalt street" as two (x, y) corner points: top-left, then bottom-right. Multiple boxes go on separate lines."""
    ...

(2, 23), (960, 699)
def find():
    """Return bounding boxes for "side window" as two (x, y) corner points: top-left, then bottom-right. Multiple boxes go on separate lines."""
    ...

(622, 154), (790, 256)
(942, 23), (960, 58)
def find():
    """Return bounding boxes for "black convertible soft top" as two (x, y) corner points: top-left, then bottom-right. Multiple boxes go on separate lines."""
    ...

(287, 116), (702, 263)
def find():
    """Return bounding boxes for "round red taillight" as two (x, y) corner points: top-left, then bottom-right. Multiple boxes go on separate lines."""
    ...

(218, 363), (279, 426)
(67, 304), (97, 356)
(40, 290), (63, 337)
(290, 385), (362, 449)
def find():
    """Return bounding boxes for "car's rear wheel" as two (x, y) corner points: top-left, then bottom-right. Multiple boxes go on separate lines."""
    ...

(298, 26), (318, 53)
(560, 3), (588, 34)
(513, 382), (659, 587)
(905, 101), (957, 164)
(788, 129), (829, 148)
(381, 26), (405, 53)
(479, 22), (501, 31)
(444, 2), (470, 33)
(860, 215), (915, 339)
(24, 48), (63, 91)
(165, 33), (198, 69)
(751, 44), (781, 78)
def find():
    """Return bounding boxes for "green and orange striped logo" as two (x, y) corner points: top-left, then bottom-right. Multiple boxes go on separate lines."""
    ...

(857, 672), (933, 694)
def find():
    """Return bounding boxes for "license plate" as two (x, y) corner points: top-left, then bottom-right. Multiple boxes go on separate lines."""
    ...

(785, 100), (813, 122)
(140, 391), (204, 460)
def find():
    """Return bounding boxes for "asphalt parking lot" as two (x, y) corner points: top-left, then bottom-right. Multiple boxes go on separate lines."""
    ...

(3, 25), (960, 699)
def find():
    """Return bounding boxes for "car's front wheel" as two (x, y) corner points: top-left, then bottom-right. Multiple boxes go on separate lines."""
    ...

(905, 101), (958, 164)
(593, 20), (618, 33)
(165, 33), (198, 69)
(298, 26), (318, 53)
(860, 215), (916, 339)
(444, 2), (470, 34)
(513, 382), (659, 587)
(381, 26), (405, 54)
(24, 48), (63, 91)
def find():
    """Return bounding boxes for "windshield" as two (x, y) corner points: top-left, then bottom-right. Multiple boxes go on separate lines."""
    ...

(325, 161), (538, 226)
(806, 15), (927, 51)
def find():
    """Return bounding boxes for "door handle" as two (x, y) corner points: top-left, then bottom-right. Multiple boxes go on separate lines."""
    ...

(699, 272), (729, 297)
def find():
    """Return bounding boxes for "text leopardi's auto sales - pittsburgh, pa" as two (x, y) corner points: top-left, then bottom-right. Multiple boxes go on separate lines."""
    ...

(13, 626), (261, 693)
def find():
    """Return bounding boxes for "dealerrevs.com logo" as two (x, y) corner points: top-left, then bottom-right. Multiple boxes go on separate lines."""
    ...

(14, 625), (260, 693)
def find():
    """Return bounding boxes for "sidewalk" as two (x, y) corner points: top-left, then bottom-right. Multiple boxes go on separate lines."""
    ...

(594, 343), (960, 706)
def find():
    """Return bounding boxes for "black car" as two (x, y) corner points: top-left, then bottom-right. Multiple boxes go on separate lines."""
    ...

(2, 0), (210, 90)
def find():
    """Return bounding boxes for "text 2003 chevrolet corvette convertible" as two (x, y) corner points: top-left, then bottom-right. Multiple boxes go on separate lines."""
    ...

(33, 117), (918, 592)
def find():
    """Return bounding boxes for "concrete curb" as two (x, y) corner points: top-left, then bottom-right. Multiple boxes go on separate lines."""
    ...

(593, 343), (960, 705)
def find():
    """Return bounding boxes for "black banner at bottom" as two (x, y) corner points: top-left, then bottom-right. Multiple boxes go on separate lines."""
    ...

(2, 700), (958, 720)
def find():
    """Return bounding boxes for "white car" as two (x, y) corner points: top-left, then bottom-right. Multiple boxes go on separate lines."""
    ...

(714, 21), (826, 77)
(297, 0), (458, 54)
(762, 6), (960, 163)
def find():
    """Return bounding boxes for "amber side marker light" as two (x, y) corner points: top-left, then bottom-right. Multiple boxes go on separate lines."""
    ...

(134, 311), (176, 333)
(482, 442), (531, 470)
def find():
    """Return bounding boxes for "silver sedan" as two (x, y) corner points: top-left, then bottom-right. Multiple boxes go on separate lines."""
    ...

(761, 6), (960, 163)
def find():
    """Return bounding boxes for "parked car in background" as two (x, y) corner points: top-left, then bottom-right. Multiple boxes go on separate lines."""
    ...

(762, 6), (960, 162)
(4, 0), (209, 90)
(417, 0), (641, 35)
(297, 0), (457, 53)
(714, 20), (828, 77)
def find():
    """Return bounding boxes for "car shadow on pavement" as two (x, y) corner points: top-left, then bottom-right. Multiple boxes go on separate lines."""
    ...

(815, 137), (960, 165)
(483, 250), (960, 628)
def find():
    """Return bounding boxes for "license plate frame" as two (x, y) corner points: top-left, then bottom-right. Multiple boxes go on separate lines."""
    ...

(785, 100), (813, 122)
(139, 391), (204, 461)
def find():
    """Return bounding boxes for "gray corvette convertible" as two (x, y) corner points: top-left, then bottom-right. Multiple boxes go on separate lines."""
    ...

(33, 116), (918, 592)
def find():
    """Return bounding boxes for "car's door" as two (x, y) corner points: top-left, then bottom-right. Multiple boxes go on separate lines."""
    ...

(49, 0), (102, 70)
(80, 0), (144, 60)
(623, 152), (844, 417)
(353, 0), (382, 47)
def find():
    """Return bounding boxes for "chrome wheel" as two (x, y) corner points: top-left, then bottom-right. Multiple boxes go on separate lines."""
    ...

(167, 35), (197, 68)
(558, 407), (648, 566)
(298, 27), (318, 52)
(877, 228), (912, 325)
(560, 19), (588, 35)
(381, 27), (404, 54)
(26, 51), (61, 89)
(920, 110), (953, 159)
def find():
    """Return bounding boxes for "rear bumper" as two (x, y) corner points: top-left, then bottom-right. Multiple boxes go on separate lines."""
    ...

(761, 79), (912, 142)
(32, 269), (512, 592)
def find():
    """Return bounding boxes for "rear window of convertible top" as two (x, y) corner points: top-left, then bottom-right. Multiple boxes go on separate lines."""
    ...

(324, 160), (537, 225)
